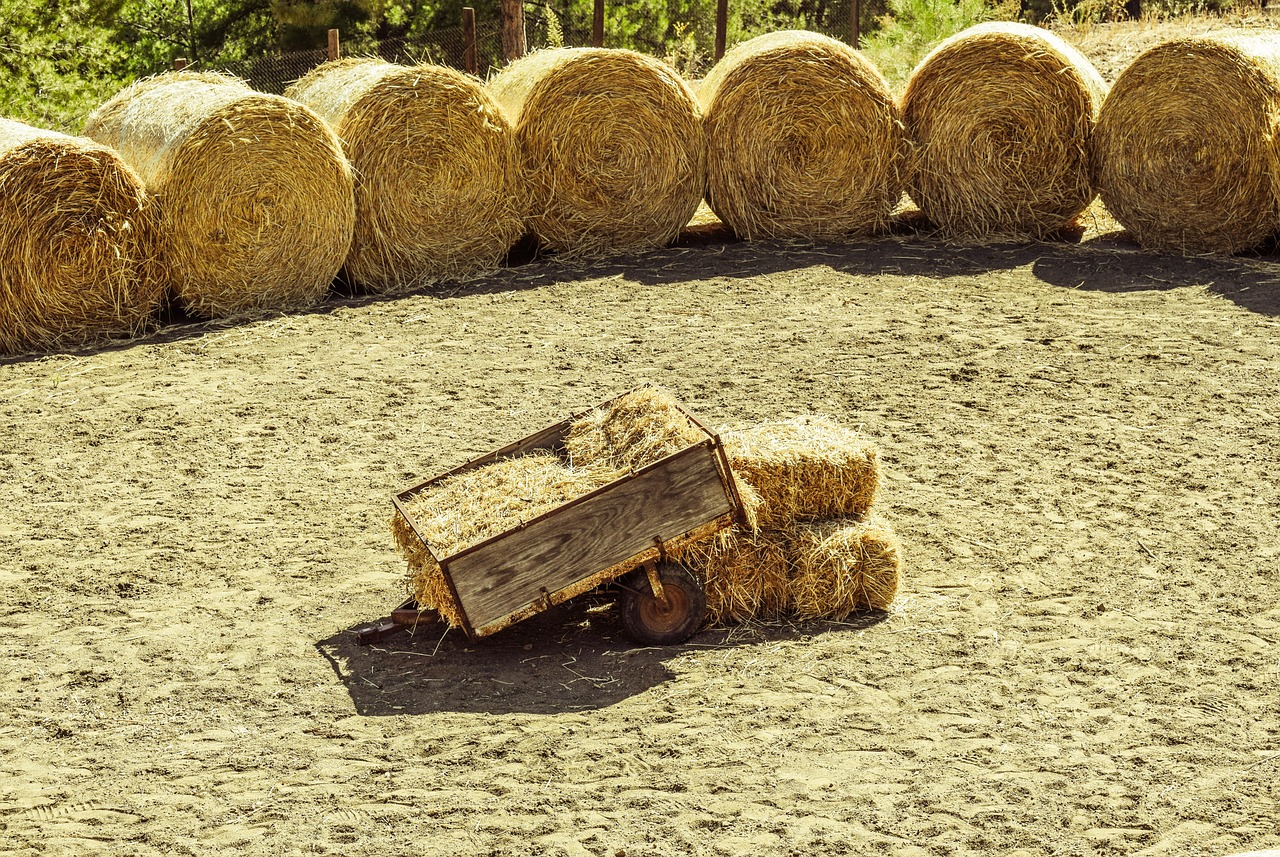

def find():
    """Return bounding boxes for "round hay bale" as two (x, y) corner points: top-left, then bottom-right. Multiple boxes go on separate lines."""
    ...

(1092, 33), (1280, 254)
(84, 72), (355, 318)
(698, 30), (904, 240)
(285, 59), (524, 292)
(789, 516), (902, 618)
(901, 22), (1107, 239)
(0, 118), (162, 355)
(486, 47), (706, 255)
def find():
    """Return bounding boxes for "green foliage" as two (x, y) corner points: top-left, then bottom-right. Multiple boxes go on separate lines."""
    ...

(860, 0), (992, 90)
(0, 0), (130, 132)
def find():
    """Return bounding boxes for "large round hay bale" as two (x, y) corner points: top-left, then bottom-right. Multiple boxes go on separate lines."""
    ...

(1092, 33), (1280, 254)
(901, 22), (1107, 239)
(285, 59), (524, 292)
(486, 48), (706, 255)
(84, 72), (355, 318)
(698, 30), (904, 240)
(0, 119), (162, 355)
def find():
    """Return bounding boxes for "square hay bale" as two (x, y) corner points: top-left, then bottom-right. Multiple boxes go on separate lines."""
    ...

(674, 529), (791, 626)
(788, 516), (902, 618)
(563, 386), (708, 474)
(722, 416), (879, 530)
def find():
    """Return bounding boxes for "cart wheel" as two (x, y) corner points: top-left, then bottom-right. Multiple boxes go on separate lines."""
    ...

(621, 563), (705, 645)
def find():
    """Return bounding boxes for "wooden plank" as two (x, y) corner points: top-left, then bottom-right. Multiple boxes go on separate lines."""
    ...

(447, 445), (730, 630)
(462, 7), (478, 75)
(499, 0), (526, 61)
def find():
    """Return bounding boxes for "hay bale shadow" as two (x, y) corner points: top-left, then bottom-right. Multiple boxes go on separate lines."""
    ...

(315, 595), (887, 716)
(1031, 244), (1280, 316)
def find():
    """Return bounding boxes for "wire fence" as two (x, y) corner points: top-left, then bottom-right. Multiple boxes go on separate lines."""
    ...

(216, 4), (868, 92)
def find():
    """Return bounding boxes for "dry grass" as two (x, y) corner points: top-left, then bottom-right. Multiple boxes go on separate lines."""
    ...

(0, 119), (163, 355)
(84, 72), (355, 319)
(789, 516), (903, 618)
(286, 59), (525, 293)
(721, 415), (879, 530)
(486, 47), (706, 256)
(698, 30), (905, 241)
(563, 386), (708, 473)
(1091, 31), (1280, 254)
(901, 22), (1107, 240)
(676, 529), (792, 625)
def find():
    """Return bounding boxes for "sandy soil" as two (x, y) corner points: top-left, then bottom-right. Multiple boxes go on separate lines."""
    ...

(2, 217), (1279, 855)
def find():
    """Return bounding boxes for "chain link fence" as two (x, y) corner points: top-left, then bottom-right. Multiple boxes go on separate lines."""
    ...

(216, 4), (866, 92)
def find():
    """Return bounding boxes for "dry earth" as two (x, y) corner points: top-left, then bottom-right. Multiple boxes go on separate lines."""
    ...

(3, 15), (1280, 856)
(2, 220), (1279, 855)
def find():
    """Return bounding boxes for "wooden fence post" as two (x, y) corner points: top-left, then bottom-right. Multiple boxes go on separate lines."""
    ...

(327, 28), (340, 61)
(714, 0), (727, 61)
(500, 0), (526, 61)
(463, 7), (478, 74)
(173, 57), (189, 71)
(850, 0), (860, 48)
(593, 0), (604, 47)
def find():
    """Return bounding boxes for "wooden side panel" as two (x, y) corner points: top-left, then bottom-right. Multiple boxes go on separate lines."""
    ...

(447, 446), (731, 630)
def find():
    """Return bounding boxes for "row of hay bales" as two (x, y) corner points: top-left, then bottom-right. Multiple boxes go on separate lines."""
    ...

(391, 387), (901, 631)
(5, 25), (1280, 354)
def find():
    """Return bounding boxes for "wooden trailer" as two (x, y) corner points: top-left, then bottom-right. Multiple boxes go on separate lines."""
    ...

(355, 392), (747, 646)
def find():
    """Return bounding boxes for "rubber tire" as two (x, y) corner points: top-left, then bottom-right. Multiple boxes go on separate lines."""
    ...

(621, 563), (706, 645)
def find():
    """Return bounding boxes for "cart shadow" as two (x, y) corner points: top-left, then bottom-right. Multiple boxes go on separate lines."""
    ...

(316, 596), (888, 716)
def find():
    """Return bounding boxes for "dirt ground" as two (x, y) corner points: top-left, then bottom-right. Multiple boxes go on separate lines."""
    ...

(4, 14), (1280, 854)
(2, 213), (1279, 855)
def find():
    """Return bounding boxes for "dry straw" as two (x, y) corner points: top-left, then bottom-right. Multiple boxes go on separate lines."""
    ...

(721, 416), (879, 530)
(563, 386), (707, 473)
(676, 530), (791, 625)
(286, 59), (524, 292)
(486, 48), (706, 255)
(789, 516), (902, 618)
(84, 71), (355, 318)
(0, 119), (163, 355)
(901, 22), (1107, 239)
(698, 30), (904, 240)
(1092, 32), (1280, 254)
(392, 452), (612, 625)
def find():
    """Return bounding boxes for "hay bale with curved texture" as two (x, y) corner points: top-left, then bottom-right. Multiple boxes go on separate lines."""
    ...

(0, 119), (162, 355)
(487, 47), (706, 255)
(1092, 32), (1280, 254)
(698, 30), (904, 240)
(285, 59), (524, 292)
(789, 516), (902, 617)
(901, 22), (1107, 239)
(85, 72), (354, 318)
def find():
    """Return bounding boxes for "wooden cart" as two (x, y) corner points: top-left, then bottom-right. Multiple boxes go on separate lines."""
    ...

(355, 392), (746, 647)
